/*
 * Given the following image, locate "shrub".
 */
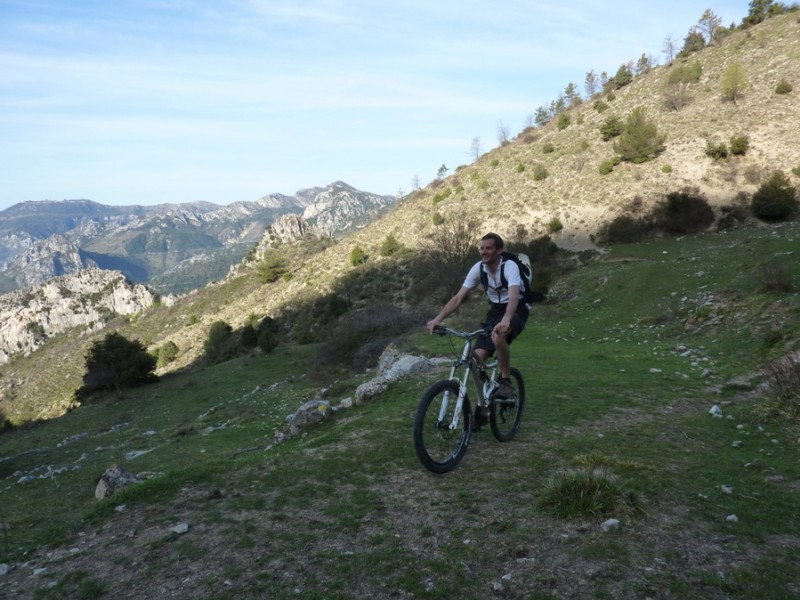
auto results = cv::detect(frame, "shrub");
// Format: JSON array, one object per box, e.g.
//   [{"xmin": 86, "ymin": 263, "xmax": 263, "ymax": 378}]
[
  {"xmin": 758, "ymin": 357, "xmax": 800, "ymax": 423},
  {"xmin": 314, "ymin": 305, "xmax": 420, "ymax": 379},
  {"xmin": 751, "ymin": 171, "xmax": 799, "ymax": 222},
  {"xmin": 720, "ymin": 62, "xmax": 748, "ymax": 104},
  {"xmin": 599, "ymin": 160, "xmax": 615, "ymax": 175},
  {"xmin": 257, "ymin": 316, "xmax": 281, "ymax": 353},
  {"xmin": 729, "ymin": 134, "xmax": 750, "ymax": 156},
  {"xmin": 258, "ymin": 252, "xmax": 287, "ymax": 283},
  {"xmin": 349, "ymin": 245, "xmax": 367, "ymax": 266},
  {"xmin": 240, "ymin": 325, "xmax": 259, "ymax": 349},
  {"xmin": 533, "ymin": 164, "xmax": 548, "ymax": 181},
  {"xmin": 557, "ymin": 113, "xmax": 571, "ymax": 130},
  {"xmin": 516, "ymin": 162, "xmax": 525, "ymax": 173},
  {"xmin": 651, "ymin": 191, "xmax": 715, "ymax": 235},
  {"xmin": 600, "ymin": 215, "xmax": 649, "ymax": 244},
  {"xmin": 379, "ymin": 234, "xmax": 403, "ymax": 257},
  {"xmin": 599, "ymin": 115, "xmax": 624, "ymax": 141},
  {"xmin": 705, "ymin": 139, "xmax": 728, "ymax": 160},
  {"xmin": 548, "ymin": 217, "xmax": 563, "ymax": 233},
  {"xmin": 432, "ymin": 212, "xmax": 445, "ymax": 226},
  {"xmin": 717, "ymin": 203, "xmax": 749, "ymax": 229},
  {"xmin": 204, "ymin": 320, "xmax": 234, "ymax": 362},
  {"xmin": 542, "ymin": 142, "xmax": 555, "ymax": 154},
  {"xmin": 77, "ymin": 332, "xmax": 157, "ymax": 398},
  {"xmin": 662, "ymin": 164, "xmax": 673, "ymax": 174},
  {"xmin": 156, "ymin": 340, "xmax": 179, "ymax": 368},
  {"xmin": 756, "ymin": 261, "xmax": 794, "ymax": 294},
  {"xmin": 594, "ymin": 100, "xmax": 609, "ymax": 112},
  {"xmin": 613, "ymin": 108, "xmax": 665, "ymax": 163},
  {"xmin": 775, "ymin": 79, "xmax": 793, "ymax": 94}
]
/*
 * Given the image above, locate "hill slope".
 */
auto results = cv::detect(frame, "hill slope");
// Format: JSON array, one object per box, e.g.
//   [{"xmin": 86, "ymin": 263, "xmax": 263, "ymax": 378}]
[
  {"xmin": 1, "ymin": 12, "xmax": 799, "ymax": 424},
  {"xmin": 1, "ymin": 221, "xmax": 799, "ymax": 598}
]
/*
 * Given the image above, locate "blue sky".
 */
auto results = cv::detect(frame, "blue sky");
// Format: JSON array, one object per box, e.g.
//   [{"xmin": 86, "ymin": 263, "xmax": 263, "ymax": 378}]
[{"xmin": 1, "ymin": 1, "xmax": 749, "ymax": 210}]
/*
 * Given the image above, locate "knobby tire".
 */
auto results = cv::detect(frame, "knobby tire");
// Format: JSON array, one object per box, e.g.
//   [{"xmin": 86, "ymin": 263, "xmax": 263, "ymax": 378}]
[
  {"xmin": 413, "ymin": 380, "xmax": 472, "ymax": 474},
  {"xmin": 489, "ymin": 367, "xmax": 525, "ymax": 442}
]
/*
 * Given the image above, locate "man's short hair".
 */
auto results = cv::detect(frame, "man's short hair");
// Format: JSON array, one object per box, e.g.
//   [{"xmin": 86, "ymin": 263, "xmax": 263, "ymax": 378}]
[{"xmin": 481, "ymin": 232, "xmax": 504, "ymax": 249}]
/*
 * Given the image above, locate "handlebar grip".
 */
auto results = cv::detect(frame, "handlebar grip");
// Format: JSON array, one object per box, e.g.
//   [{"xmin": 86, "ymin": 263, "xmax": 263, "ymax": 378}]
[{"xmin": 432, "ymin": 325, "xmax": 447, "ymax": 336}]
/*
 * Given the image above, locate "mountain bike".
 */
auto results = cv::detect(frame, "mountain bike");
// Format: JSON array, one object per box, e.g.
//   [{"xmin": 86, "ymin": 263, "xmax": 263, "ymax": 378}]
[{"xmin": 413, "ymin": 325, "xmax": 525, "ymax": 473}]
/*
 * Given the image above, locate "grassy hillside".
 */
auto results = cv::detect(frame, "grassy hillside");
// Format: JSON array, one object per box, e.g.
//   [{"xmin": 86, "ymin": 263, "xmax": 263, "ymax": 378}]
[
  {"xmin": 1, "ymin": 12, "xmax": 799, "ymax": 425},
  {"xmin": 1, "ymin": 221, "xmax": 799, "ymax": 598}
]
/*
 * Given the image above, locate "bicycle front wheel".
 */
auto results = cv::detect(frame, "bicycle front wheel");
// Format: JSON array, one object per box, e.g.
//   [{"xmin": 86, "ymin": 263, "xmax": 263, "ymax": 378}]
[
  {"xmin": 413, "ymin": 380, "xmax": 472, "ymax": 473},
  {"xmin": 490, "ymin": 367, "xmax": 525, "ymax": 442}
]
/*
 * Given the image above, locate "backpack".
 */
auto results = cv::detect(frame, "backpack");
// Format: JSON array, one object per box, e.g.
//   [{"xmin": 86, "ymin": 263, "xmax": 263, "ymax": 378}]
[{"xmin": 480, "ymin": 251, "xmax": 544, "ymax": 304}]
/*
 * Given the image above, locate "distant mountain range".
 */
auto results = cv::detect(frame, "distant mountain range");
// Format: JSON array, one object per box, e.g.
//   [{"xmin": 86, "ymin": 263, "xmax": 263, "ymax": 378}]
[{"xmin": 0, "ymin": 182, "xmax": 394, "ymax": 295}]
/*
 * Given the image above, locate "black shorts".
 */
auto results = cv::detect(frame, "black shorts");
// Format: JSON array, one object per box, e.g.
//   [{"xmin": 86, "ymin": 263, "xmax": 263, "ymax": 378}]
[{"xmin": 475, "ymin": 303, "xmax": 529, "ymax": 356}]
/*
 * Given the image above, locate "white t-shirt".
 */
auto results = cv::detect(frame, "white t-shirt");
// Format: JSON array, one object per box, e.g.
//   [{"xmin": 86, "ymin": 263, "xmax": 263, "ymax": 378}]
[{"xmin": 463, "ymin": 258, "xmax": 522, "ymax": 304}]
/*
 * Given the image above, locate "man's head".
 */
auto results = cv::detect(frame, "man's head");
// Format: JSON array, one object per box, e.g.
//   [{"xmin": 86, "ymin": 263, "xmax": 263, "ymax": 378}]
[{"xmin": 479, "ymin": 233, "xmax": 504, "ymax": 264}]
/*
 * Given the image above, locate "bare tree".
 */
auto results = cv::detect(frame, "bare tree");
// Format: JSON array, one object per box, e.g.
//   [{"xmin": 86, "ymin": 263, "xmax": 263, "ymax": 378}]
[
  {"xmin": 698, "ymin": 9, "xmax": 722, "ymax": 45},
  {"xmin": 468, "ymin": 137, "xmax": 482, "ymax": 162},
  {"xmin": 663, "ymin": 34, "xmax": 676, "ymax": 65},
  {"xmin": 584, "ymin": 69, "xmax": 598, "ymax": 98},
  {"xmin": 425, "ymin": 213, "xmax": 480, "ymax": 296},
  {"xmin": 496, "ymin": 121, "xmax": 511, "ymax": 146},
  {"xmin": 411, "ymin": 174, "xmax": 421, "ymax": 191}
]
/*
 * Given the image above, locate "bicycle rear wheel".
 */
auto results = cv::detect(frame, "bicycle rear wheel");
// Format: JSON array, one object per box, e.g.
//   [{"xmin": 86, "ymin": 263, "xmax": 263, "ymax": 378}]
[
  {"xmin": 489, "ymin": 367, "xmax": 525, "ymax": 442},
  {"xmin": 413, "ymin": 380, "xmax": 472, "ymax": 473}
]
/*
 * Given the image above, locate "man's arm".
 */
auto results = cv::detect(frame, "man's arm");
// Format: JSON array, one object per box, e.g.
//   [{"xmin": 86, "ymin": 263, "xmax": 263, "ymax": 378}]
[{"xmin": 427, "ymin": 286, "xmax": 471, "ymax": 333}]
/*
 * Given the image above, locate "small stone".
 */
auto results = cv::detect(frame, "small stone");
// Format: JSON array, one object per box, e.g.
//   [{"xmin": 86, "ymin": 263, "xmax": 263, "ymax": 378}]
[
  {"xmin": 0, "ymin": 564, "xmax": 9, "ymax": 576},
  {"xmin": 726, "ymin": 514, "xmax": 739, "ymax": 523},
  {"xmin": 709, "ymin": 405, "xmax": 723, "ymax": 418},
  {"xmin": 601, "ymin": 518, "xmax": 620, "ymax": 532},
  {"xmin": 720, "ymin": 485, "xmax": 733, "ymax": 494},
  {"xmin": 172, "ymin": 523, "xmax": 189, "ymax": 534},
  {"xmin": 33, "ymin": 567, "xmax": 48, "ymax": 576}
]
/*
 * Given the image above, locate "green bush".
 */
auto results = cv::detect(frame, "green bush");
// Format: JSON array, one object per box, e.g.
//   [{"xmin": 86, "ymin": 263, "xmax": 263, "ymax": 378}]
[
  {"xmin": 662, "ymin": 164, "xmax": 673, "ymax": 174},
  {"xmin": 432, "ymin": 212, "xmax": 444, "ymax": 226},
  {"xmin": 204, "ymin": 320, "xmax": 234, "ymax": 362},
  {"xmin": 557, "ymin": 113, "xmax": 571, "ymax": 130},
  {"xmin": 613, "ymin": 107, "xmax": 666, "ymax": 163},
  {"xmin": 516, "ymin": 162, "xmax": 525, "ymax": 173},
  {"xmin": 257, "ymin": 316, "xmax": 281, "ymax": 353},
  {"xmin": 379, "ymin": 234, "xmax": 403, "ymax": 257},
  {"xmin": 600, "ymin": 215, "xmax": 649, "ymax": 244},
  {"xmin": 77, "ymin": 332, "xmax": 157, "ymax": 399},
  {"xmin": 651, "ymin": 191, "xmax": 715, "ymax": 235},
  {"xmin": 594, "ymin": 100, "xmax": 609, "ymax": 113},
  {"xmin": 258, "ymin": 252, "xmax": 287, "ymax": 283},
  {"xmin": 349, "ymin": 245, "xmax": 368, "ymax": 266},
  {"xmin": 156, "ymin": 340, "xmax": 179, "ymax": 368},
  {"xmin": 240, "ymin": 325, "xmax": 259, "ymax": 349},
  {"xmin": 599, "ymin": 160, "xmax": 615, "ymax": 175},
  {"xmin": 729, "ymin": 135, "xmax": 749, "ymax": 156},
  {"xmin": 542, "ymin": 142, "xmax": 555, "ymax": 154},
  {"xmin": 533, "ymin": 164, "xmax": 549, "ymax": 181},
  {"xmin": 775, "ymin": 79, "xmax": 793, "ymax": 94},
  {"xmin": 599, "ymin": 115, "xmax": 624, "ymax": 141},
  {"xmin": 751, "ymin": 171, "xmax": 799, "ymax": 222},
  {"xmin": 705, "ymin": 139, "xmax": 728, "ymax": 160},
  {"xmin": 547, "ymin": 217, "xmax": 563, "ymax": 233}
]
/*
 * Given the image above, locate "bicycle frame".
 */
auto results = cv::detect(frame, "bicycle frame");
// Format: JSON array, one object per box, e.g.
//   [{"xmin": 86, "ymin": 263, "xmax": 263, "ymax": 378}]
[{"xmin": 437, "ymin": 328, "xmax": 498, "ymax": 431}]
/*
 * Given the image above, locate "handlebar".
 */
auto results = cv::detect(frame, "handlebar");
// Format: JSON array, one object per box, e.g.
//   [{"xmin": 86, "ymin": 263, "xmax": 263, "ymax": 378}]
[{"xmin": 432, "ymin": 325, "xmax": 488, "ymax": 339}]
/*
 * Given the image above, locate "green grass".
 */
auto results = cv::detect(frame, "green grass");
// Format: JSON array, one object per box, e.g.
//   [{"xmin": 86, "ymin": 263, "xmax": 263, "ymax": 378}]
[{"xmin": 2, "ymin": 223, "xmax": 800, "ymax": 598}]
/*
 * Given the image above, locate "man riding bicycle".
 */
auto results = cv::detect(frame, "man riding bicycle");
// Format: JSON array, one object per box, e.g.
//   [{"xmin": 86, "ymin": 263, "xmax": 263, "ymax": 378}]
[{"xmin": 426, "ymin": 232, "xmax": 529, "ymax": 407}]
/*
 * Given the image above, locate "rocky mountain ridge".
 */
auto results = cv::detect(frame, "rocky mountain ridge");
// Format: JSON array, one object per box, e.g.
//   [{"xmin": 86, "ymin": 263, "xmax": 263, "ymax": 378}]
[
  {"xmin": 0, "ymin": 269, "xmax": 158, "ymax": 364},
  {"xmin": 0, "ymin": 182, "xmax": 394, "ymax": 295}
]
